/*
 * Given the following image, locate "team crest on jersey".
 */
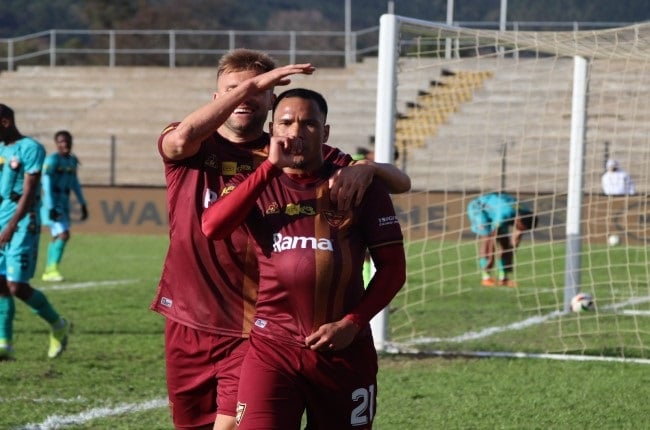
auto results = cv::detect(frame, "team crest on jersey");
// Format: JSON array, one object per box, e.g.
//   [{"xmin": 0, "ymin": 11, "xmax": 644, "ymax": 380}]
[
  {"xmin": 9, "ymin": 157, "xmax": 20, "ymax": 170},
  {"xmin": 265, "ymin": 202, "xmax": 280, "ymax": 214},
  {"xmin": 204, "ymin": 154, "xmax": 219, "ymax": 169},
  {"xmin": 236, "ymin": 402, "xmax": 246, "ymax": 425},
  {"xmin": 323, "ymin": 210, "xmax": 347, "ymax": 227}
]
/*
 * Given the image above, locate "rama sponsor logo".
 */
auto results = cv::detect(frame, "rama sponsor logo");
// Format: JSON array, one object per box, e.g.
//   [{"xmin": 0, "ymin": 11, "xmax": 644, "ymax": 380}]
[{"xmin": 272, "ymin": 233, "xmax": 333, "ymax": 252}]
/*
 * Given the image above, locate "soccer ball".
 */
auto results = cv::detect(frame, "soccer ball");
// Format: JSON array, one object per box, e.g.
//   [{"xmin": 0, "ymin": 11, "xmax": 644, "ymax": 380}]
[
  {"xmin": 608, "ymin": 234, "xmax": 620, "ymax": 246},
  {"xmin": 570, "ymin": 293, "xmax": 594, "ymax": 312}
]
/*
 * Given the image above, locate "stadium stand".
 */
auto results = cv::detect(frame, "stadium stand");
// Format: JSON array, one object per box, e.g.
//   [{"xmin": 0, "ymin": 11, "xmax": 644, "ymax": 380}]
[{"xmin": 1, "ymin": 57, "xmax": 648, "ymax": 194}]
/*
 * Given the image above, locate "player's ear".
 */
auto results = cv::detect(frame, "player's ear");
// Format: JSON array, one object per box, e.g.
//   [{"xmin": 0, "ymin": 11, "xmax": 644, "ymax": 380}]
[
  {"xmin": 323, "ymin": 124, "xmax": 330, "ymax": 143},
  {"xmin": 212, "ymin": 91, "xmax": 219, "ymax": 101}
]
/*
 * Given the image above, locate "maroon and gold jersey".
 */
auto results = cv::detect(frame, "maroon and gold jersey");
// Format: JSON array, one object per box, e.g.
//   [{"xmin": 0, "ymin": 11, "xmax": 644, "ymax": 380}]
[
  {"xmin": 221, "ymin": 161, "xmax": 403, "ymax": 346},
  {"xmin": 151, "ymin": 123, "xmax": 350, "ymax": 337}
]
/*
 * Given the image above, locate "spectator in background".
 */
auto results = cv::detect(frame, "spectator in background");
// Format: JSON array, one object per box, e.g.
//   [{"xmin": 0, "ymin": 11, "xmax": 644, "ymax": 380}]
[
  {"xmin": 467, "ymin": 192, "xmax": 537, "ymax": 288},
  {"xmin": 41, "ymin": 130, "xmax": 88, "ymax": 282},
  {"xmin": 602, "ymin": 159, "xmax": 635, "ymax": 196},
  {"xmin": 0, "ymin": 104, "xmax": 71, "ymax": 360}
]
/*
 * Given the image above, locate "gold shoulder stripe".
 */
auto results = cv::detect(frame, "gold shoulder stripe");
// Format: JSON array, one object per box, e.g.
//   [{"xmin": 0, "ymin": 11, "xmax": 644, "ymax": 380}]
[{"xmin": 161, "ymin": 125, "xmax": 177, "ymax": 135}]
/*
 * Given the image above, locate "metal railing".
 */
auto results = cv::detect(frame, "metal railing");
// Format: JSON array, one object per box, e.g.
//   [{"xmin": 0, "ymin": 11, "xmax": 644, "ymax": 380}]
[
  {"xmin": 0, "ymin": 28, "xmax": 379, "ymax": 70},
  {"xmin": 0, "ymin": 21, "xmax": 633, "ymax": 71}
]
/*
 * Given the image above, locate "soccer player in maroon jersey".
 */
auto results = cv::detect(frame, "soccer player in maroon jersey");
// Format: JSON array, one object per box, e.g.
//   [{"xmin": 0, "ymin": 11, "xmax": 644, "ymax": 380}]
[
  {"xmin": 151, "ymin": 50, "xmax": 410, "ymax": 430},
  {"xmin": 202, "ymin": 88, "xmax": 407, "ymax": 430}
]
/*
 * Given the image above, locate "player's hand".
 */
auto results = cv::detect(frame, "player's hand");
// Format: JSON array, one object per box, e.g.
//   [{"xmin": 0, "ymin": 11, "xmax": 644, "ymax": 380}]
[
  {"xmin": 80, "ymin": 204, "xmax": 89, "ymax": 221},
  {"xmin": 329, "ymin": 162, "xmax": 374, "ymax": 211},
  {"xmin": 0, "ymin": 224, "xmax": 17, "ymax": 247},
  {"xmin": 305, "ymin": 318, "xmax": 360, "ymax": 352},
  {"xmin": 254, "ymin": 63, "xmax": 315, "ymax": 91},
  {"xmin": 49, "ymin": 208, "xmax": 61, "ymax": 221},
  {"xmin": 268, "ymin": 136, "xmax": 304, "ymax": 169}
]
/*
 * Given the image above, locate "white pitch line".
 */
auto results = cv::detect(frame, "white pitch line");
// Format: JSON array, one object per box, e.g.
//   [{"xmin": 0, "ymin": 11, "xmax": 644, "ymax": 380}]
[
  {"xmin": 408, "ymin": 310, "xmax": 565, "ymax": 344},
  {"xmin": 0, "ymin": 395, "xmax": 86, "ymax": 404},
  {"xmin": 407, "ymin": 295, "xmax": 650, "ymax": 345},
  {"xmin": 38, "ymin": 279, "xmax": 144, "ymax": 291},
  {"xmin": 16, "ymin": 398, "xmax": 168, "ymax": 430}
]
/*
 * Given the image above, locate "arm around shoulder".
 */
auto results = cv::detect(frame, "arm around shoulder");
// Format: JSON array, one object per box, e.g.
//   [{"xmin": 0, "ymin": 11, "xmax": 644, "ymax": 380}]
[{"xmin": 355, "ymin": 159, "xmax": 411, "ymax": 194}]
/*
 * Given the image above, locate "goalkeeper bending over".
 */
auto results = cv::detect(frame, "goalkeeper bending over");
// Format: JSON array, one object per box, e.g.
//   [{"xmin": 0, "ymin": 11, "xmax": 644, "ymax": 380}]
[{"xmin": 467, "ymin": 192, "xmax": 537, "ymax": 287}]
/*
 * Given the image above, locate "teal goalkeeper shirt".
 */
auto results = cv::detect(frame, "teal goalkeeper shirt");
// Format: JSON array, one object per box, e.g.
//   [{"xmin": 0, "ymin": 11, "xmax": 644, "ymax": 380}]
[
  {"xmin": 0, "ymin": 136, "xmax": 46, "ymax": 227},
  {"xmin": 41, "ymin": 152, "xmax": 86, "ymax": 224},
  {"xmin": 471, "ymin": 193, "xmax": 518, "ymax": 235}
]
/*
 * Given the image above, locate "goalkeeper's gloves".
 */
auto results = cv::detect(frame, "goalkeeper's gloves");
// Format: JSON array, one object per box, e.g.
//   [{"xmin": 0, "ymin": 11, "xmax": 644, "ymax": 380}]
[
  {"xmin": 49, "ymin": 208, "xmax": 61, "ymax": 221},
  {"xmin": 81, "ymin": 204, "xmax": 89, "ymax": 221}
]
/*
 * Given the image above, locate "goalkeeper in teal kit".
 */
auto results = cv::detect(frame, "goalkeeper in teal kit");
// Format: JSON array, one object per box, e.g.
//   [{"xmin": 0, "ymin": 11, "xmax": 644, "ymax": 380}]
[
  {"xmin": 467, "ymin": 192, "xmax": 537, "ymax": 287},
  {"xmin": 41, "ymin": 130, "xmax": 88, "ymax": 282}
]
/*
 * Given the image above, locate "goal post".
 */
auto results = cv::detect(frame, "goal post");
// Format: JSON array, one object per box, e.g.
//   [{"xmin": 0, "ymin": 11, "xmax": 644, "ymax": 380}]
[{"xmin": 372, "ymin": 14, "xmax": 650, "ymax": 361}]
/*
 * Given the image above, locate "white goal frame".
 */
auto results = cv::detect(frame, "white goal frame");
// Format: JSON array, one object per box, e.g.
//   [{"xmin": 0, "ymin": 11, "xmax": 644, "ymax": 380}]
[{"xmin": 371, "ymin": 14, "xmax": 648, "ymax": 361}]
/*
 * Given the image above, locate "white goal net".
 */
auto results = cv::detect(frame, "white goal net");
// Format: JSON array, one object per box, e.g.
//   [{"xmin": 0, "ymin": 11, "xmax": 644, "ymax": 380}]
[{"xmin": 373, "ymin": 15, "xmax": 650, "ymax": 362}]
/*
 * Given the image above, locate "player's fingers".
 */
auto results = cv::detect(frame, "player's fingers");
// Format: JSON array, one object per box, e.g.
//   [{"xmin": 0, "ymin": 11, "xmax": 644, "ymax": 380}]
[
  {"xmin": 352, "ymin": 186, "xmax": 366, "ymax": 207},
  {"xmin": 335, "ymin": 190, "xmax": 351, "ymax": 211},
  {"xmin": 329, "ymin": 178, "xmax": 341, "ymax": 202}
]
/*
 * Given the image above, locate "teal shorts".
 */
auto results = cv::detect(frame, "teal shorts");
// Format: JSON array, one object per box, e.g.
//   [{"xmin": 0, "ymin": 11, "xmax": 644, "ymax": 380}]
[{"xmin": 0, "ymin": 228, "xmax": 40, "ymax": 283}]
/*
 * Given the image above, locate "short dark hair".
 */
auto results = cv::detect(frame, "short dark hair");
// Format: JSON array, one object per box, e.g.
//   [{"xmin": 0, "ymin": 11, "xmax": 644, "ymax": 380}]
[
  {"xmin": 272, "ymin": 88, "xmax": 328, "ymax": 122},
  {"xmin": 0, "ymin": 104, "xmax": 15, "ymax": 121},
  {"xmin": 54, "ymin": 130, "xmax": 73, "ymax": 144},
  {"xmin": 518, "ymin": 210, "xmax": 537, "ymax": 230}
]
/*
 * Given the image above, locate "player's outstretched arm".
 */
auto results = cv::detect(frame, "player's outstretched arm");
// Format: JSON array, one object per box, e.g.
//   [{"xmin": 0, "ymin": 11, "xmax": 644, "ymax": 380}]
[
  {"xmin": 162, "ymin": 63, "xmax": 315, "ymax": 160},
  {"xmin": 329, "ymin": 160, "xmax": 411, "ymax": 211}
]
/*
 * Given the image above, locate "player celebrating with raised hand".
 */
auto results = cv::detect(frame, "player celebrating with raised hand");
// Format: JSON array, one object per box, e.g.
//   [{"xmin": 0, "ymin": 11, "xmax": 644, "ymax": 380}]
[
  {"xmin": 202, "ymin": 88, "xmax": 406, "ymax": 430},
  {"xmin": 151, "ymin": 49, "xmax": 410, "ymax": 430}
]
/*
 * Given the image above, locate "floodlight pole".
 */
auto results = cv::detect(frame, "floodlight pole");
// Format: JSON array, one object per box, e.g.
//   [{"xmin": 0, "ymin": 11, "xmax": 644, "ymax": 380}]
[
  {"xmin": 344, "ymin": 0, "xmax": 353, "ymax": 67},
  {"xmin": 445, "ymin": 0, "xmax": 454, "ymax": 59}
]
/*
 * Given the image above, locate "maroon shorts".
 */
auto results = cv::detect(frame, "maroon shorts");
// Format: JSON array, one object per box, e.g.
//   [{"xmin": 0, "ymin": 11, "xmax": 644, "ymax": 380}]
[
  {"xmin": 235, "ymin": 332, "xmax": 378, "ymax": 430},
  {"xmin": 164, "ymin": 319, "xmax": 249, "ymax": 429}
]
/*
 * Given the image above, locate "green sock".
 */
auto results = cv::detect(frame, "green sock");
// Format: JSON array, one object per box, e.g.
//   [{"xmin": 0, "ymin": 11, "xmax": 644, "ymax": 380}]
[
  {"xmin": 496, "ymin": 259, "xmax": 506, "ymax": 280},
  {"xmin": 481, "ymin": 270, "xmax": 491, "ymax": 280},
  {"xmin": 23, "ymin": 289, "xmax": 60, "ymax": 325},
  {"xmin": 479, "ymin": 257, "xmax": 489, "ymax": 270},
  {"xmin": 47, "ymin": 238, "xmax": 67, "ymax": 269},
  {"xmin": 0, "ymin": 296, "xmax": 15, "ymax": 342}
]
